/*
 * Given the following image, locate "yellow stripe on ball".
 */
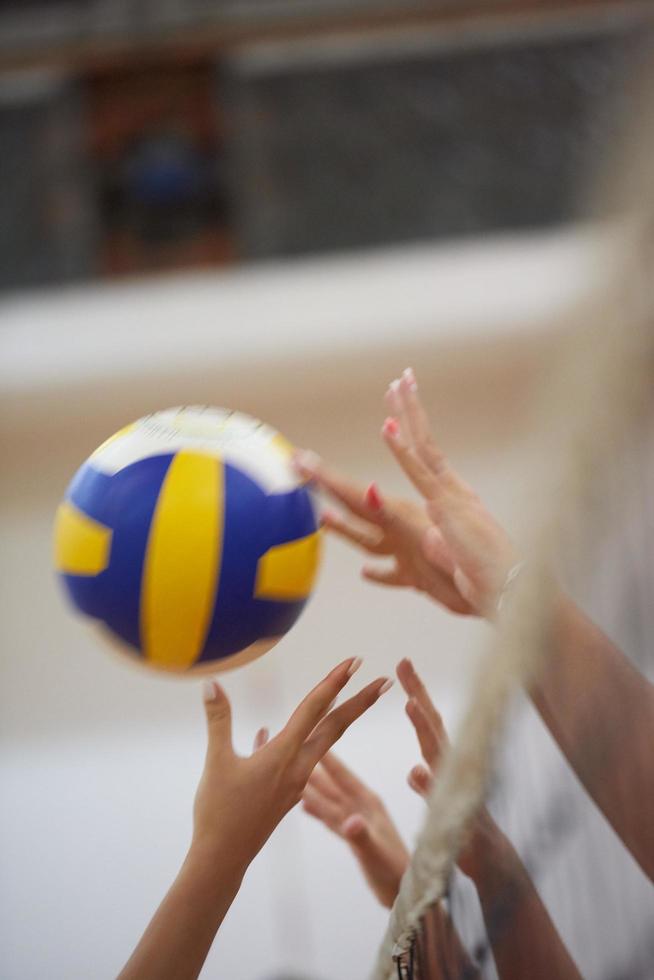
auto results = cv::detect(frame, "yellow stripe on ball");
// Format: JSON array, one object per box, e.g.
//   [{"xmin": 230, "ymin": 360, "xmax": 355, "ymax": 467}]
[
  {"xmin": 141, "ymin": 452, "xmax": 223, "ymax": 670},
  {"xmin": 255, "ymin": 530, "xmax": 321, "ymax": 601},
  {"xmin": 53, "ymin": 501, "xmax": 112, "ymax": 576}
]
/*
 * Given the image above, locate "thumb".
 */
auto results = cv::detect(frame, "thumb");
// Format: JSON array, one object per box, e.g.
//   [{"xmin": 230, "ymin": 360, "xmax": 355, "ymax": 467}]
[
  {"xmin": 202, "ymin": 679, "xmax": 234, "ymax": 753},
  {"xmin": 253, "ymin": 727, "xmax": 270, "ymax": 752}
]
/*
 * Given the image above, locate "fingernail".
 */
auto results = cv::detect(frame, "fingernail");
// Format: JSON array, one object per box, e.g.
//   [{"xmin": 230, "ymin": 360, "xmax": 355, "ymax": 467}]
[
  {"xmin": 386, "ymin": 380, "xmax": 401, "ymax": 407},
  {"xmin": 320, "ymin": 507, "xmax": 338, "ymax": 523},
  {"xmin": 203, "ymin": 679, "xmax": 217, "ymax": 702},
  {"xmin": 383, "ymin": 417, "xmax": 399, "ymax": 438},
  {"xmin": 293, "ymin": 449, "xmax": 321, "ymax": 475},
  {"xmin": 378, "ymin": 678, "xmax": 394, "ymax": 695},
  {"xmin": 365, "ymin": 481, "xmax": 383, "ymax": 511},
  {"xmin": 403, "ymin": 367, "xmax": 418, "ymax": 391},
  {"xmin": 347, "ymin": 657, "xmax": 363, "ymax": 677}
]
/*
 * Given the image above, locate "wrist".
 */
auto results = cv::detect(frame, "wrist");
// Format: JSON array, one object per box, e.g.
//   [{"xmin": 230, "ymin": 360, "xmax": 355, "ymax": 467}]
[
  {"xmin": 458, "ymin": 810, "xmax": 513, "ymax": 886},
  {"xmin": 186, "ymin": 834, "xmax": 251, "ymax": 891}
]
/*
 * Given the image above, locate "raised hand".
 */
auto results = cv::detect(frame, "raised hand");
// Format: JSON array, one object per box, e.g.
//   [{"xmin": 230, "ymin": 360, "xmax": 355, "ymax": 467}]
[
  {"xmin": 292, "ymin": 453, "xmax": 473, "ymax": 616},
  {"xmin": 294, "ymin": 368, "xmax": 518, "ymax": 618},
  {"xmin": 397, "ymin": 657, "xmax": 503, "ymax": 883},
  {"xmin": 302, "ymin": 753, "xmax": 410, "ymax": 908},
  {"xmin": 194, "ymin": 659, "xmax": 393, "ymax": 864},
  {"xmin": 119, "ymin": 659, "xmax": 393, "ymax": 980},
  {"xmin": 382, "ymin": 369, "xmax": 518, "ymax": 617}
]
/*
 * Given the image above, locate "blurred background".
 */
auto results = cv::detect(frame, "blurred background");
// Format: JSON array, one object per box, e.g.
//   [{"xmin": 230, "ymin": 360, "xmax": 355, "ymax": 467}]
[{"xmin": 0, "ymin": 1, "xmax": 651, "ymax": 978}]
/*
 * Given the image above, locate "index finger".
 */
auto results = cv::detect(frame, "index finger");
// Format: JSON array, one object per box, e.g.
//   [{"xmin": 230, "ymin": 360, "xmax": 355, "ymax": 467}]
[
  {"xmin": 302, "ymin": 677, "xmax": 393, "ymax": 768},
  {"xmin": 293, "ymin": 451, "xmax": 379, "ymax": 522},
  {"xmin": 387, "ymin": 370, "xmax": 433, "ymax": 450},
  {"xmin": 396, "ymin": 658, "xmax": 446, "ymax": 738},
  {"xmin": 282, "ymin": 657, "xmax": 362, "ymax": 749}
]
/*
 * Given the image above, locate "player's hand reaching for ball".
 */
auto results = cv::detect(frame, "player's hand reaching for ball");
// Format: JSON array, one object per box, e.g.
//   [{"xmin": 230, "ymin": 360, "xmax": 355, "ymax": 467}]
[
  {"xmin": 193, "ymin": 658, "xmax": 393, "ymax": 867},
  {"xmin": 302, "ymin": 753, "xmax": 411, "ymax": 908},
  {"xmin": 301, "ymin": 658, "xmax": 502, "ymax": 911},
  {"xmin": 292, "ymin": 454, "xmax": 474, "ymax": 616},
  {"xmin": 294, "ymin": 367, "xmax": 518, "ymax": 618},
  {"xmin": 119, "ymin": 658, "xmax": 391, "ymax": 980}
]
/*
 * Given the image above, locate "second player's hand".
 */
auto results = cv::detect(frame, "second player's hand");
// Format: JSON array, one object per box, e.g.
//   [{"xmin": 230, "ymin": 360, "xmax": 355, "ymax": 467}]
[
  {"xmin": 397, "ymin": 657, "xmax": 504, "ymax": 883},
  {"xmin": 302, "ymin": 753, "xmax": 410, "ymax": 908},
  {"xmin": 292, "ymin": 453, "xmax": 474, "ymax": 616}
]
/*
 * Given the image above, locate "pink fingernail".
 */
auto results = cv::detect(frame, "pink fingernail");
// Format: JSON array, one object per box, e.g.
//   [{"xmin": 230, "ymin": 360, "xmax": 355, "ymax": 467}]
[
  {"xmin": 378, "ymin": 678, "xmax": 394, "ymax": 695},
  {"xmin": 347, "ymin": 657, "xmax": 363, "ymax": 677},
  {"xmin": 383, "ymin": 417, "xmax": 399, "ymax": 438},
  {"xmin": 403, "ymin": 367, "xmax": 418, "ymax": 391},
  {"xmin": 365, "ymin": 481, "xmax": 383, "ymax": 511}
]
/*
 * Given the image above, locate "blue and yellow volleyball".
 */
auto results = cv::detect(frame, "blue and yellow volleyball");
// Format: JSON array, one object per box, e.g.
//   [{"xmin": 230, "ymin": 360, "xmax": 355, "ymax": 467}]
[{"xmin": 53, "ymin": 407, "xmax": 322, "ymax": 674}]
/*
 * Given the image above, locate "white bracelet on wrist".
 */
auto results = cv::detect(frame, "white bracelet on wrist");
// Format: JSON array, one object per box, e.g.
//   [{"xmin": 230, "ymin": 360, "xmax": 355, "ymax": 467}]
[{"xmin": 496, "ymin": 561, "xmax": 525, "ymax": 614}]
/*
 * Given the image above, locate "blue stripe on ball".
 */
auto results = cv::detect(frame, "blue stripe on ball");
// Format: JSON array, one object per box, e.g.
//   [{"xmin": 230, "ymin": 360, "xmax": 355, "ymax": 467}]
[
  {"xmin": 62, "ymin": 454, "xmax": 174, "ymax": 651},
  {"xmin": 197, "ymin": 463, "xmax": 318, "ymax": 663}
]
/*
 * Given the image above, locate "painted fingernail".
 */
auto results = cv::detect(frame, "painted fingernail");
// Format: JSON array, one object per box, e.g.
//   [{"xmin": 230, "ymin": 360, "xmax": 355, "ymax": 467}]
[
  {"xmin": 403, "ymin": 367, "xmax": 418, "ymax": 391},
  {"xmin": 293, "ymin": 449, "xmax": 321, "ymax": 475},
  {"xmin": 383, "ymin": 417, "xmax": 399, "ymax": 438},
  {"xmin": 386, "ymin": 379, "xmax": 401, "ymax": 407},
  {"xmin": 365, "ymin": 481, "xmax": 383, "ymax": 511},
  {"xmin": 347, "ymin": 657, "xmax": 363, "ymax": 677},
  {"xmin": 203, "ymin": 679, "xmax": 217, "ymax": 702},
  {"xmin": 378, "ymin": 678, "xmax": 394, "ymax": 695}
]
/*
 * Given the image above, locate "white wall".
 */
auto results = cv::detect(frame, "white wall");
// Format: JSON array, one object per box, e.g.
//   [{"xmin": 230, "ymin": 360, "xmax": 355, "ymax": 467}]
[{"xmin": 0, "ymin": 232, "xmax": 601, "ymax": 979}]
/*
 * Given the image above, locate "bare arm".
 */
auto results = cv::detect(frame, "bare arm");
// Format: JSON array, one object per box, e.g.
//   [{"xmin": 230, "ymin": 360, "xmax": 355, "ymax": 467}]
[
  {"xmin": 530, "ymin": 594, "xmax": 654, "ymax": 879},
  {"xmin": 462, "ymin": 811, "xmax": 583, "ymax": 980},
  {"xmin": 118, "ymin": 658, "xmax": 392, "ymax": 980},
  {"xmin": 294, "ymin": 367, "xmax": 654, "ymax": 880},
  {"xmin": 397, "ymin": 657, "xmax": 582, "ymax": 980}
]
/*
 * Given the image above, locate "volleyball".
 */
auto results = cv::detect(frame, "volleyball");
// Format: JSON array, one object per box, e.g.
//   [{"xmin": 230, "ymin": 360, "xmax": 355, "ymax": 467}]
[{"xmin": 53, "ymin": 407, "xmax": 322, "ymax": 674}]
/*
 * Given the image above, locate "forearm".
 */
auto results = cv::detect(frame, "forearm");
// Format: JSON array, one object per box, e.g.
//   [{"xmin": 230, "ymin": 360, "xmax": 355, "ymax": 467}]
[
  {"xmin": 413, "ymin": 899, "xmax": 481, "ymax": 979},
  {"xmin": 118, "ymin": 842, "xmax": 248, "ymax": 980},
  {"xmin": 467, "ymin": 816, "xmax": 581, "ymax": 980},
  {"xmin": 529, "ymin": 593, "xmax": 654, "ymax": 878}
]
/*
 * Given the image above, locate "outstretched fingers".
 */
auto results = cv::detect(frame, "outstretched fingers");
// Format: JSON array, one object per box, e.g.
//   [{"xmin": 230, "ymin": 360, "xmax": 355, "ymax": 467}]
[
  {"xmin": 383, "ymin": 369, "xmax": 470, "ymax": 501},
  {"xmin": 321, "ymin": 508, "xmax": 387, "ymax": 555},
  {"xmin": 293, "ymin": 451, "xmax": 384, "ymax": 525},
  {"xmin": 302, "ymin": 677, "xmax": 393, "ymax": 768},
  {"xmin": 397, "ymin": 658, "xmax": 445, "ymax": 735},
  {"xmin": 282, "ymin": 657, "xmax": 363, "ymax": 749},
  {"xmin": 406, "ymin": 698, "xmax": 442, "ymax": 768},
  {"xmin": 382, "ymin": 417, "xmax": 440, "ymax": 500},
  {"xmin": 361, "ymin": 561, "xmax": 407, "ymax": 588}
]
